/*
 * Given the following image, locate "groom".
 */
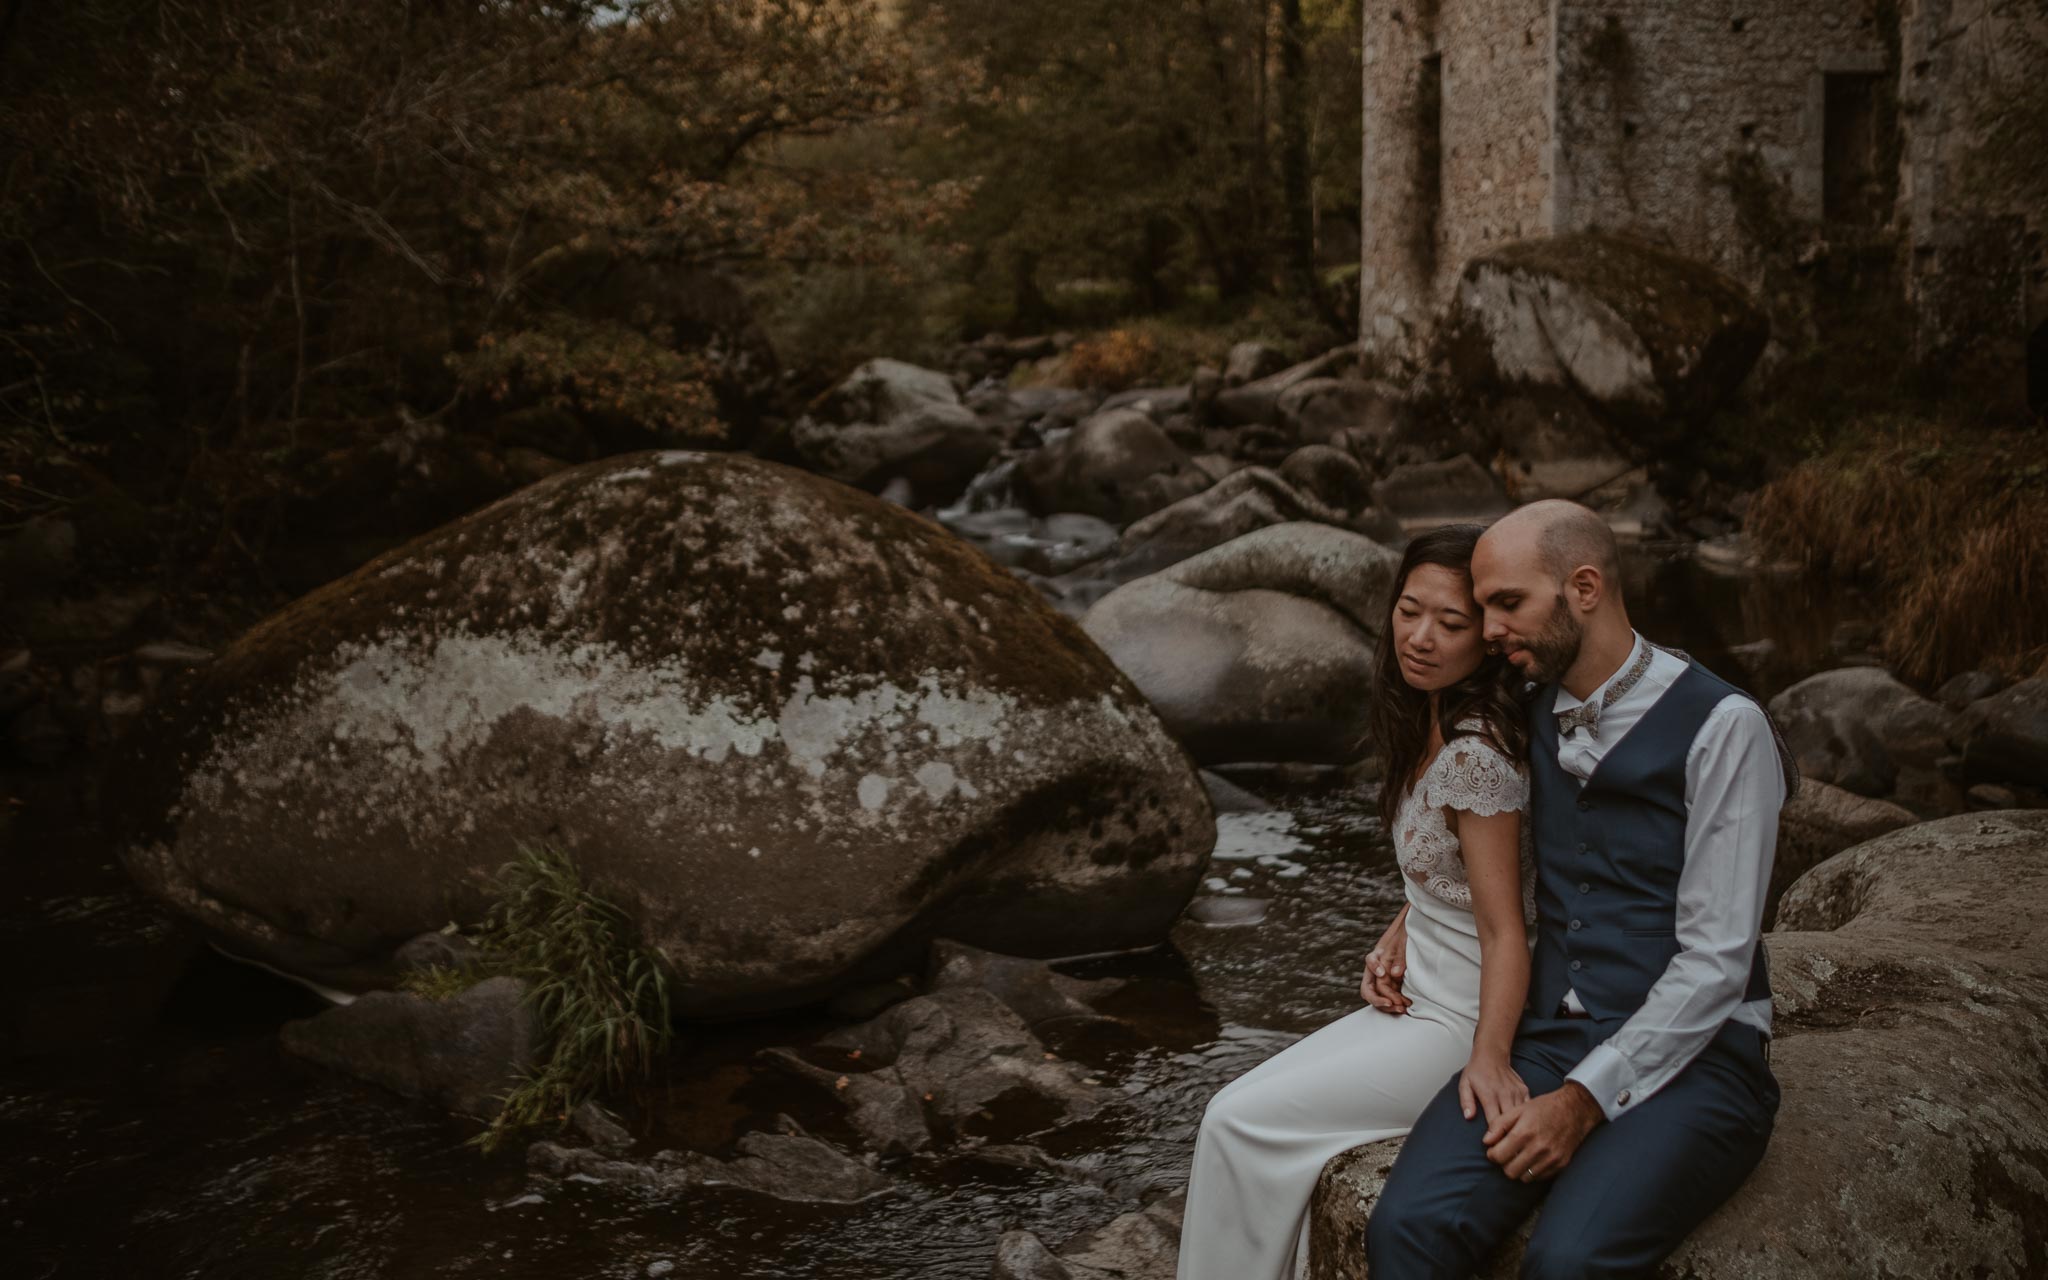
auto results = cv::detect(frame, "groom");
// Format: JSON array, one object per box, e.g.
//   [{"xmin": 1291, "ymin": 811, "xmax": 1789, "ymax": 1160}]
[{"xmin": 1365, "ymin": 500, "xmax": 1789, "ymax": 1278}]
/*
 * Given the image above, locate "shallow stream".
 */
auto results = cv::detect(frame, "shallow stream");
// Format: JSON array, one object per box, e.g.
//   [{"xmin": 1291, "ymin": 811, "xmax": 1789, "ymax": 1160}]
[{"xmin": 0, "ymin": 542, "xmax": 1859, "ymax": 1279}]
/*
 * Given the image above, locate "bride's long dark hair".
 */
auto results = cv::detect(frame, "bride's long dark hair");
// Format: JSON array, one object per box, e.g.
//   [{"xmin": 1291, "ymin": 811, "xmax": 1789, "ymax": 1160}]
[{"xmin": 1365, "ymin": 524, "xmax": 1529, "ymax": 830}]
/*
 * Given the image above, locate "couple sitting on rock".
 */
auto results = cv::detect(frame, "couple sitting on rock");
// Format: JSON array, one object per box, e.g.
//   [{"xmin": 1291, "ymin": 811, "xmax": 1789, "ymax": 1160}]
[{"xmin": 1179, "ymin": 500, "xmax": 1794, "ymax": 1279}]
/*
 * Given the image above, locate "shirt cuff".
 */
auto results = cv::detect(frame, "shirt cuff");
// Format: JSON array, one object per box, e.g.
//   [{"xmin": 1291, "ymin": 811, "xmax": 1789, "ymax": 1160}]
[{"xmin": 1566, "ymin": 1043, "xmax": 1641, "ymax": 1121}]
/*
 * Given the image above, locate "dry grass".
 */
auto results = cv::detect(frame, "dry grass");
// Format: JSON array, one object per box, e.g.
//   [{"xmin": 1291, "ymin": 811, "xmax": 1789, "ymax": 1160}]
[
  {"xmin": 1747, "ymin": 421, "xmax": 2048, "ymax": 685},
  {"xmin": 1062, "ymin": 328, "xmax": 1161, "ymax": 391}
]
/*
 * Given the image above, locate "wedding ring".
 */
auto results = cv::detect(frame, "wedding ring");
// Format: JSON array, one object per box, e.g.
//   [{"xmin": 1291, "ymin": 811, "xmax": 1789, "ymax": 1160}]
[{"xmin": 1520, "ymin": 1169, "xmax": 1535, "ymax": 1182}]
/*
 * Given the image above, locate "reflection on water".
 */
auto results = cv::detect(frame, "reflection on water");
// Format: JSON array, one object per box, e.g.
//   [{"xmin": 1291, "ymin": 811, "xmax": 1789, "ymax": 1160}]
[{"xmin": 0, "ymin": 545, "xmax": 1865, "ymax": 1278}]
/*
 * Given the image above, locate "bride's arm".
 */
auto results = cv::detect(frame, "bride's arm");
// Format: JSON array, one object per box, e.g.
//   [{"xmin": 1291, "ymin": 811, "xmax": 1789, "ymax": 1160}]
[{"xmin": 1456, "ymin": 804, "xmax": 1533, "ymax": 1126}]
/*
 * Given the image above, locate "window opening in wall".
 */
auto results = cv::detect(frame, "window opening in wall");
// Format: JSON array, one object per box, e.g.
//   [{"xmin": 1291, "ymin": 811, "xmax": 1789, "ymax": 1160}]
[
  {"xmin": 2028, "ymin": 320, "xmax": 2048, "ymax": 415},
  {"xmin": 1413, "ymin": 52, "xmax": 1445, "ymax": 278},
  {"xmin": 1823, "ymin": 72, "xmax": 1892, "ymax": 227}
]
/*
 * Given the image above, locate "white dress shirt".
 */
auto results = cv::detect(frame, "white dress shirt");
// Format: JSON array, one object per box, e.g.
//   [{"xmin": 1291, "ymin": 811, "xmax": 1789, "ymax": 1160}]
[{"xmin": 1551, "ymin": 633, "xmax": 1783, "ymax": 1121}]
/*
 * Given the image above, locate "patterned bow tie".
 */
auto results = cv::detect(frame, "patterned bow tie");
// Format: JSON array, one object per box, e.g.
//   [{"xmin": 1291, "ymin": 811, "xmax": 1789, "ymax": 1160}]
[{"xmin": 1556, "ymin": 642, "xmax": 1655, "ymax": 740}]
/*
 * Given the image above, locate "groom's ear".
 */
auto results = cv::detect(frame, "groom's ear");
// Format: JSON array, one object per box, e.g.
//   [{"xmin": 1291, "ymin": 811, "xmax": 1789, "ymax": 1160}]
[{"xmin": 1565, "ymin": 563, "xmax": 1607, "ymax": 612}]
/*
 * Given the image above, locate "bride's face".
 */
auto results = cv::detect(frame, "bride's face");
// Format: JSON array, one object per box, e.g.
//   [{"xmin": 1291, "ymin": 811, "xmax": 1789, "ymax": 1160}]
[{"xmin": 1390, "ymin": 563, "xmax": 1486, "ymax": 693}]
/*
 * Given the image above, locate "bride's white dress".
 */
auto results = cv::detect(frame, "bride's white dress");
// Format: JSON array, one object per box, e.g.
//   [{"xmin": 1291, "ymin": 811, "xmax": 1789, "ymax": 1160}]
[{"xmin": 1176, "ymin": 731, "xmax": 1533, "ymax": 1280}]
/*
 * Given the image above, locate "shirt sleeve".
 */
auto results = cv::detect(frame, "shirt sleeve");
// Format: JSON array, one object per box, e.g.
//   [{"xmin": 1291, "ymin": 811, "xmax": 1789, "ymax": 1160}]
[{"xmin": 1566, "ymin": 695, "xmax": 1784, "ymax": 1121}]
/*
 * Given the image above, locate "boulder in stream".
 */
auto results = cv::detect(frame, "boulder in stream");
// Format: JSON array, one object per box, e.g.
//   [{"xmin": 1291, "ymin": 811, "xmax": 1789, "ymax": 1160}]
[
  {"xmin": 1083, "ymin": 523, "xmax": 1399, "ymax": 765},
  {"xmin": 111, "ymin": 451, "xmax": 1213, "ymax": 1015}
]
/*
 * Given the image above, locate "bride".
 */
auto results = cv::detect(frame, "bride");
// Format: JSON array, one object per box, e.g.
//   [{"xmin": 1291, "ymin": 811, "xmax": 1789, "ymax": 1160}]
[{"xmin": 1178, "ymin": 523, "xmax": 1535, "ymax": 1280}]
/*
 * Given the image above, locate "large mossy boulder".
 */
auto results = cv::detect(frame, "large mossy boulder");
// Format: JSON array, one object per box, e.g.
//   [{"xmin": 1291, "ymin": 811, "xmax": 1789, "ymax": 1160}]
[
  {"xmin": 1081, "ymin": 523, "xmax": 1400, "ymax": 765},
  {"xmin": 1308, "ymin": 811, "xmax": 2048, "ymax": 1278},
  {"xmin": 109, "ymin": 452, "xmax": 1214, "ymax": 1015},
  {"xmin": 1443, "ymin": 232, "xmax": 1768, "ymax": 443}
]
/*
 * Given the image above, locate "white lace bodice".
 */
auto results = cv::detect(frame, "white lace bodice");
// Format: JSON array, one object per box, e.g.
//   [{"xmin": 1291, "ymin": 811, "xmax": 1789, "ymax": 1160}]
[{"xmin": 1393, "ymin": 729, "xmax": 1536, "ymax": 922}]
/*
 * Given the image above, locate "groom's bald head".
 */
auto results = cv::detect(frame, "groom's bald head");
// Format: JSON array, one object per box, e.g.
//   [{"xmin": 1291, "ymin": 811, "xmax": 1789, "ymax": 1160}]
[{"xmin": 1481, "ymin": 499, "xmax": 1621, "ymax": 594}]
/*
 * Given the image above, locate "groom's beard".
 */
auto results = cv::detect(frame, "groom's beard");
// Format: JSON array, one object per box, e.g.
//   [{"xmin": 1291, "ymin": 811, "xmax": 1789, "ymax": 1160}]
[{"xmin": 1521, "ymin": 594, "xmax": 1583, "ymax": 683}]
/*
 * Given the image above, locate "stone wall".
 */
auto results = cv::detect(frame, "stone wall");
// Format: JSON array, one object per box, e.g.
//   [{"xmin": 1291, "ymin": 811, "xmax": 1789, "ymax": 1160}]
[{"xmin": 1360, "ymin": 0, "xmax": 1552, "ymax": 357}]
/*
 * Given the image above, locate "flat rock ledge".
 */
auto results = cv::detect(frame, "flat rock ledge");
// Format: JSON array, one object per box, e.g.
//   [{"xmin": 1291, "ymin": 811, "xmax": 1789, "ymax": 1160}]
[{"xmin": 1308, "ymin": 811, "xmax": 2048, "ymax": 1279}]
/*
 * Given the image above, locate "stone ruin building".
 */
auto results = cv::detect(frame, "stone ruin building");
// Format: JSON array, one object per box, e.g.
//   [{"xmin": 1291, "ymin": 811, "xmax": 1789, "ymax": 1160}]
[{"xmin": 1360, "ymin": 0, "xmax": 2048, "ymax": 411}]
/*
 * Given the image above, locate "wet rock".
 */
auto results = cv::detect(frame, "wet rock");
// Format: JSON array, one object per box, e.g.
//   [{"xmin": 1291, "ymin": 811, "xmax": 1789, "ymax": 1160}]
[
  {"xmin": 1083, "ymin": 522, "xmax": 1400, "ymax": 765},
  {"xmin": 279, "ymin": 975, "xmax": 535, "ymax": 1120},
  {"xmin": 391, "ymin": 930, "xmax": 489, "ymax": 977},
  {"xmin": 1199, "ymin": 770, "xmax": 1273, "ymax": 814},
  {"xmin": 926, "ymin": 939, "xmax": 1124, "ymax": 1029},
  {"xmin": 1277, "ymin": 446, "xmax": 1373, "ymax": 515},
  {"xmin": 1186, "ymin": 896, "xmax": 1269, "ymax": 926},
  {"xmin": 1224, "ymin": 342, "xmax": 1288, "ymax": 387},
  {"xmin": 528, "ymin": 1129, "xmax": 892, "ymax": 1205},
  {"xmin": 1957, "ymin": 677, "xmax": 2048, "ymax": 791},
  {"xmin": 1768, "ymin": 668, "xmax": 1960, "ymax": 808},
  {"xmin": 1970, "ymin": 783, "xmax": 2018, "ymax": 809},
  {"xmin": 1489, "ymin": 391, "xmax": 1633, "ymax": 502},
  {"xmin": 1766, "ymin": 781, "xmax": 1915, "ymax": 927},
  {"xmin": 1313, "ymin": 811, "xmax": 2048, "ymax": 1279},
  {"xmin": 1370, "ymin": 454, "xmax": 1511, "ymax": 526},
  {"xmin": 1936, "ymin": 669, "xmax": 2006, "ymax": 712},
  {"xmin": 111, "ymin": 452, "xmax": 1213, "ymax": 1013},
  {"xmin": 571, "ymin": 1100, "xmax": 634, "ymax": 1155},
  {"xmin": 1014, "ymin": 408, "xmax": 1214, "ymax": 525},
  {"xmin": 1213, "ymin": 349, "xmax": 1357, "ymax": 427},
  {"xmin": 1098, "ymin": 386, "xmax": 1194, "ymax": 420},
  {"xmin": 828, "ymin": 976, "xmax": 919, "ymax": 1023},
  {"xmin": 995, "ymin": 1193, "xmax": 1188, "ymax": 1280},
  {"xmin": 1111, "ymin": 467, "xmax": 1371, "ymax": 579},
  {"xmin": 765, "ymin": 987, "xmax": 1106, "ymax": 1154},
  {"xmin": 791, "ymin": 358, "xmax": 1002, "ymax": 507},
  {"xmin": 1275, "ymin": 378, "xmax": 1407, "ymax": 449},
  {"xmin": 1443, "ymin": 232, "xmax": 1768, "ymax": 441}
]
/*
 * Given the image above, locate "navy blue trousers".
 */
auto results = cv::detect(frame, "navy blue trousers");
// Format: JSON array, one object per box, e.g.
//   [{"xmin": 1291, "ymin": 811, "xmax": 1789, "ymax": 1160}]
[{"xmin": 1364, "ymin": 1016, "xmax": 1778, "ymax": 1280}]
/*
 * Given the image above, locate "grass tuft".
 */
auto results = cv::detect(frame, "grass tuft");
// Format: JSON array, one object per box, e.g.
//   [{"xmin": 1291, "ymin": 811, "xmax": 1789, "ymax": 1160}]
[
  {"xmin": 397, "ymin": 964, "xmax": 483, "ymax": 1002},
  {"xmin": 468, "ymin": 840, "xmax": 675, "ymax": 1154},
  {"xmin": 1746, "ymin": 420, "xmax": 2048, "ymax": 685}
]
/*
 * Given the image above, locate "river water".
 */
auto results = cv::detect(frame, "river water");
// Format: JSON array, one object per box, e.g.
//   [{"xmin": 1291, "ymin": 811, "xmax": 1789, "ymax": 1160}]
[{"xmin": 0, "ymin": 542, "xmax": 1859, "ymax": 1280}]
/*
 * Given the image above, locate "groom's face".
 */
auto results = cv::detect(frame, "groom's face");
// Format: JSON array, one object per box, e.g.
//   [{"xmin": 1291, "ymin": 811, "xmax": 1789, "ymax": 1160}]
[{"xmin": 1473, "ymin": 539, "xmax": 1583, "ymax": 682}]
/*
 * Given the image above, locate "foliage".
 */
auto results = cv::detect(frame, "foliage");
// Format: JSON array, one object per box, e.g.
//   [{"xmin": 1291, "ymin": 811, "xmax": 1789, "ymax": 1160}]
[
  {"xmin": 898, "ymin": 0, "xmax": 1363, "ymax": 328},
  {"xmin": 398, "ymin": 963, "xmax": 484, "ymax": 1004},
  {"xmin": 1747, "ymin": 422, "xmax": 2048, "ymax": 684},
  {"xmin": 470, "ymin": 841, "xmax": 675, "ymax": 1154},
  {"xmin": 1062, "ymin": 330, "xmax": 1161, "ymax": 392},
  {"xmin": 0, "ymin": 0, "xmax": 938, "ymax": 558}
]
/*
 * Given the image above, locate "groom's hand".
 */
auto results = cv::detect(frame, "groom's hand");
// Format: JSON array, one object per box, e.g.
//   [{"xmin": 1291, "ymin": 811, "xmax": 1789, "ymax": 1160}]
[{"xmin": 1482, "ymin": 1082, "xmax": 1604, "ymax": 1183}]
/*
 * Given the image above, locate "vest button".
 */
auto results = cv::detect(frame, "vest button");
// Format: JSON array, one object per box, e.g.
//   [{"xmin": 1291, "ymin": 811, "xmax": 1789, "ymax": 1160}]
[
  {"xmin": 1569, "ymin": 919, "xmax": 1583, "ymax": 930},
  {"xmin": 1569, "ymin": 959, "xmax": 1583, "ymax": 971},
  {"xmin": 1578, "ymin": 882, "xmax": 1591, "ymax": 894},
  {"xmin": 1577, "ymin": 798, "xmax": 1592, "ymax": 811},
  {"xmin": 1577, "ymin": 841, "xmax": 1590, "ymax": 853}
]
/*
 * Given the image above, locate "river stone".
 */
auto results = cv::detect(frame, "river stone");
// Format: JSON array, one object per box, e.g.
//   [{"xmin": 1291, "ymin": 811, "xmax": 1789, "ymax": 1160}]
[
  {"xmin": 1957, "ymin": 677, "xmax": 2048, "ymax": 791},
  {"xmin": 1014, "ymin": 408, "xmax": 1214, "ymax": 525},
  {"xmin": 529, "ymin": 1129, "xmax": 893, "ymax": 1205},
  {"xmin": 1370, "ymin": 454, "xmax": 1511, "ymax": 527},
  {"xmin": 1082, "ymin": 523, "xmax": 1400, "ymax": 765},
  {"xmin": 993, "ymin": 1193, "xmax": 1187, "ymax": 1280},
  {"xmin": 279, "ymin": 975, "xmax": 535, "ymax": 1120},
  {"xmin": 1307, "ymin": 811, "xmax": 2048, "ymax": 1279},
  {"xmin": 1113, "ymin": 467, "xmax": 1369, "ymax": 579},
  {"xmin": 926, "ymin": 939, "xmax": 1124, "ymax": 1029},
  {"xmin": 1224, "ymin": 341, "xmax": 1288, "ymax": 386},
  {"xmin": 1766, "ymin": 781, "xmax": 1916, "ymax": 927},
  {"xmin": 1768, "ymin": 667, "xmax": 1960, "ymax": 807},
  {"xmin": 1213, "ymin": 349, "xmax": 1356, "ymax": 427},
  {"xmin": 1274, "ymin": 378, "xmax": 1407, "ymax": 449},
  {"xmin": 1442, "ymin": 232, "xmax": 1768, "ymax": 440},
  {"xmin": 790, "ymin": 358, "xmax": 1001, "ymax": 507},
  {"xmin": 109, "ymin": 451, "xmax": 1213, "ymax": 1014}
]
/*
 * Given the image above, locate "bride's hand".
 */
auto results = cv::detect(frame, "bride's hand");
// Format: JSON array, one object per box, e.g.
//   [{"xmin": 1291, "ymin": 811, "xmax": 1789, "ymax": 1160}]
[
  {"xmin": 1361, "ymin": 905, "xmax": 1410, "ymax": 1013},
  {"xmin": 1459, "ymin": 1053, "xmax": 1530, "ymax": 1126}
]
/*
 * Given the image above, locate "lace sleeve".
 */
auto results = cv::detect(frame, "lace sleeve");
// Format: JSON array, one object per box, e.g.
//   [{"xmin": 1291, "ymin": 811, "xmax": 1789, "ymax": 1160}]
[{"xmin": 1422, "ymin": 738, "xmax": 1529, "ymax": 817}]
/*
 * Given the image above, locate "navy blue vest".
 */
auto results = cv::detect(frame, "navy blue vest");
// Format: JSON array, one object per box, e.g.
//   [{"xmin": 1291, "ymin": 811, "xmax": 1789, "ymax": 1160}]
[{"xmin": 1528, "ymin": 660, "xmax": 1772, "ymax": 1020}]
